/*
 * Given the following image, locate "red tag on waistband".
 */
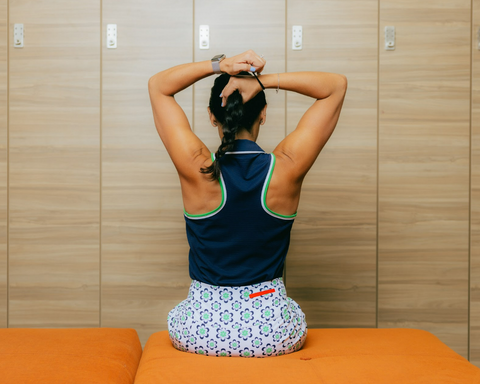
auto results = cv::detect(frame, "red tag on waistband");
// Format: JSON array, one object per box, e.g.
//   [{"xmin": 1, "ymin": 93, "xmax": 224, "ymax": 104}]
[{"xmin": 249, "ymin": 288, "xmax": 275, "ymax": 299}]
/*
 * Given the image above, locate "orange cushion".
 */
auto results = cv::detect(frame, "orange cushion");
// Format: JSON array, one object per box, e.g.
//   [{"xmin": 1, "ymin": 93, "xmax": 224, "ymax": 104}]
[
  {"xmin": 134, "ymin": 328, "xmax": 480, "ymax": 384},
  {"xmin": 0, "ymin": 328, "xmax": 142, "ymax": 384}
]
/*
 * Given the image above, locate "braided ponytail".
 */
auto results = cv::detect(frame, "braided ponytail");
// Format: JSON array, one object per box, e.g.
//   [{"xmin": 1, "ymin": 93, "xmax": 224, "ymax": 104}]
[
  {"xmin": 201, "ymin": 90, "xmax": 243, "ymax": 180},
  {"xmin": 201, "ymin": 72, "xmax": 267, "ymax": 181}
]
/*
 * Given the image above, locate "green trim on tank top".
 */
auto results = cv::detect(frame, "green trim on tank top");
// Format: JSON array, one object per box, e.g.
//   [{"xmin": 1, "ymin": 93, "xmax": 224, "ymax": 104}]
[
  {"xmin": 263, "ymin": 154, "xmax": 297, "ymax": 219},
  {"xmin": 183, "ymin": 152, "xmax": 226, "ymax": 218}
]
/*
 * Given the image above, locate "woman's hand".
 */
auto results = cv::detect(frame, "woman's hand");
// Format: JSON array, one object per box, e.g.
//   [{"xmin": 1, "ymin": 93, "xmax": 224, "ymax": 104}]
[
  {"xmin": 220, "ymin": 76, "xmax": 263, "ymax": 107},
  {"xmin": 220, "ymin": 50, "xmax": 266, "ymax": 76}
]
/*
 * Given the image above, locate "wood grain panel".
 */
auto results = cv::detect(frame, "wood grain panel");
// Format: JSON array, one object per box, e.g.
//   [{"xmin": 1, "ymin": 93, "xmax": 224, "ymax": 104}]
[
  {"xmin": 286, "ymin": 0, "xmax": 378, "ymax": 328},
  {"xmin": 8, "ymin": 0, "xmax": 100, "ymax": 327},
  {"xmin": 0, "ymin": 0, "xmax": 6, "ymax": 328},
  {"xmin": 102, "ymin": 0, "xmax": 192, "ymax": 346},
  {"xmin": 194, "ymin": 0, "xmax": 286, "ymax": 154},
  {"xmin": 471, "ymin": 0, "xmax": 480, "ymax": 366},
  {"xmin": 378, "ymin": 0, "xmax": 470, "ymax": 357}
]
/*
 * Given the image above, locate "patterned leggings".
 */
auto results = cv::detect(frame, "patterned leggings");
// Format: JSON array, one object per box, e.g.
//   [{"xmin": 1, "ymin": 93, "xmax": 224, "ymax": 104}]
[{"xmin": 167, "ymin": 277, "xmax": 307, "ymax": 357}]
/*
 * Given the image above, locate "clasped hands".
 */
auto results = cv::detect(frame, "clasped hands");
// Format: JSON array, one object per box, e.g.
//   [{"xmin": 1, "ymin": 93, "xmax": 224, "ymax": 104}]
[{"xmin": 219, "ymin": 50, "xmax": 266, "ymax": 107}]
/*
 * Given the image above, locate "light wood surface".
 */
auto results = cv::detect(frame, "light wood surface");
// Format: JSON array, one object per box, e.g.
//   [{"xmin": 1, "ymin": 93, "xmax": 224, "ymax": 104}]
[
  {"xmin": 101, "ymin": 0, "xmax": 192, "ymax": 346},
  {"xmin": 378, "ymin": 0, "xmax": 471, "ymax": 357},
  {"xmin": 0, "ymin": 0, "xmax": 6, "ymax": 328},
  {"xmin": 286, "ymin": 0, "xmax": 378, "ymax": 328},
  {"xmin": 8, "ymin": 0, "xmax": 100, "ymax": 327},
  {"xmin": 471, "ymin": 0, "xmax": 480, "ymax": 365},
  {"xmin": 194, "ymin": 0, "xmax": 286, "ymax": 154}
]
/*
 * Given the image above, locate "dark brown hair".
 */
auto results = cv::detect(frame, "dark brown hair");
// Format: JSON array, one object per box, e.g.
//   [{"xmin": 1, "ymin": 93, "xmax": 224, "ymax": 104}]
[{"xmin": 201, "ymin": 72, "xmax": 267, "ymax": 180}]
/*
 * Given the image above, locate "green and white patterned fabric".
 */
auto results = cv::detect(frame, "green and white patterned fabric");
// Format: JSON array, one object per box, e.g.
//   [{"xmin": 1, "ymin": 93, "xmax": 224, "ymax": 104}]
[{"xmin": 168, "ymin": 277, "xmax": 307, "ymax": 357}]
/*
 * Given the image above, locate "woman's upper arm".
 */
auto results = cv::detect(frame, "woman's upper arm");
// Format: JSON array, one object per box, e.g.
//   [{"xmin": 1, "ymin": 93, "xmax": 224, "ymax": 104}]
[
  {"xmin": 273, "ymin": 76, "xmax": 347, "ymax": 181},
  {"xmin": 148, "ymin": 77, "xmax": 210, "ymax": 180}
]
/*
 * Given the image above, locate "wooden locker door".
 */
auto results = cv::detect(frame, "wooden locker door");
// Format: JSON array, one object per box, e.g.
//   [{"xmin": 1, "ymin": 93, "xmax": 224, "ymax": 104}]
[
  {"xmin": 8, "ymin": 0, "xmax": 101, "ymax": 327},
  {"xmin": 471, "ymin": 0, "xmax": 480, "ymax": 366},
  {"xmin": 102, "ymin": 0, "xmax": 193, "ymax": 346},
  {"xmin": 194, "ymin": 0, "xmax": 286, "ymax": 154},
  {"xmin": 286, "ymin": 0, "xmax": 378, "ymax": 328},
  {"xmin": 0, "ymin": 0, "xmax": 6, "ymax": 328},
  {"xmin": 378, "ymin": 0, "xmax": 471, "ymax": 357}
]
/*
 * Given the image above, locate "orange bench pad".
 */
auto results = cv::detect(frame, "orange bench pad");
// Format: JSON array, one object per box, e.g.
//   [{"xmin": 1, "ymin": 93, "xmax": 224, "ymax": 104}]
[
  {"xmin": 134, "ymin": 328, "xmax": 480, "ymax": 384},
  {"xmin": 0, "ymin": 328, "xmax": 142, "ymax": 384}
]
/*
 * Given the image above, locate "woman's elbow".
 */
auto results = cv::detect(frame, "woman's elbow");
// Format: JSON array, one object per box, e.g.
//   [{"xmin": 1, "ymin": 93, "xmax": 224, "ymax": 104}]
[
  {"xmin": 148, "ymin": 75, "xmax": 157, "ymax": 92},
  {"xmin": 148, "ymin": 75, "xmax": 165, "ymax": 97},
  {"xmin": 338, "ymin": 74, "xmax": 348, "ymax": 92}
]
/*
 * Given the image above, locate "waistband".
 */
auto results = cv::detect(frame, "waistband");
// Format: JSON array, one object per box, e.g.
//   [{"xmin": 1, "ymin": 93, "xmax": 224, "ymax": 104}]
[{"xmin": 188, "ymin": 278, "xmax": 287, "ymax": 304}]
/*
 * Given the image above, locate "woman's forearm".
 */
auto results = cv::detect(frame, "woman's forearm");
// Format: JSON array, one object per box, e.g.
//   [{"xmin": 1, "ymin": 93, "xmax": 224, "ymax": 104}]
[
  {"xmin": 148, "ymin": 60, "xmax": 214, "ymax": 96},
  {"xmin": 259, "ymin": 72, "xmax": 347, "ymax": 100},
  {"xmin": 148, "ymin": 51, "xmax": 264, "ymax": 97},
  {"xmin": 149, "ymin": 57, "xmax": 346, "ymax": 103}
]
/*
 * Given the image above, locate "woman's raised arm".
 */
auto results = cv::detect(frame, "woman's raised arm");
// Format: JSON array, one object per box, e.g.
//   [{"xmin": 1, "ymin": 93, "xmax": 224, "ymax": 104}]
[
  {"xmin": 271, "ymin": 72, "xmax": 347, "ymax": 182},
  {"xmin": 220, "ymin": 71, "xmax": 347, "ymax": 184},
  {"xmin": 148, "ymin": 51, "xmax": 265, "ymax": 181},
  {"xmin": 148, "ymin": 60, "xmax": 213, "ymax": 181}
]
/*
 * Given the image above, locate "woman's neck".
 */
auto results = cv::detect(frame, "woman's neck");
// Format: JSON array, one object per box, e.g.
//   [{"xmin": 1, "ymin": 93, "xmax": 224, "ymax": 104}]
[{"xmin": 235, "ymin": 128, "xmax": 258, "ymax": 142}]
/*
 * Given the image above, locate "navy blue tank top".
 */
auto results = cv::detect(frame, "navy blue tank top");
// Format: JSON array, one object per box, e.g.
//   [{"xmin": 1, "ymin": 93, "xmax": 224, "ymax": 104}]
[{"xmin": 184, "ymin": 139, "xmax": 296, "ymax": 286}]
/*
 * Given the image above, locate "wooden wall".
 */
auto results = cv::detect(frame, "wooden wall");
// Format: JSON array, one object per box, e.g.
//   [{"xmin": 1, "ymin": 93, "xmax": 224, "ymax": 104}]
[
  {"xmin": 379, "ymin": 0, "xmax": 471, "ymax": 357},
  {"xmin": 286, "ymin": 0, "xmax": 378, "ymax": 329},
  {"xmin": 9, "ymin": 0, "xmax": 100, "ymax": 327},
  {"xmin": 0, "ymin": 0, "xmax": 6, "ymax": 329},
  {"xmin": 101, "ymin": 0, "xmax": 192, "ymax": 343},
  {"xmin": 472, "ymin": 0, "xmax": 480, "ymax": 366},
  {"xmin": 3, "ymin": 0, "xmax": 480, "ymax": 365}
]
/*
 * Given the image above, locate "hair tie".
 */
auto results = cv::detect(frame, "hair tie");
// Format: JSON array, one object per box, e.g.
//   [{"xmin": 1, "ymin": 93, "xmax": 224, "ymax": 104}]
[{"xmin": 252, "ymin": 72, "xmax": 265, "ymax": 90}]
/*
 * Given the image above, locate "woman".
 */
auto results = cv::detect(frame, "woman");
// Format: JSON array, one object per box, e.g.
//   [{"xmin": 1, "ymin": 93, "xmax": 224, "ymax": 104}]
[{"xmin": 148, "ymin": 50, "xmax": 347, "ymax": 357}]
